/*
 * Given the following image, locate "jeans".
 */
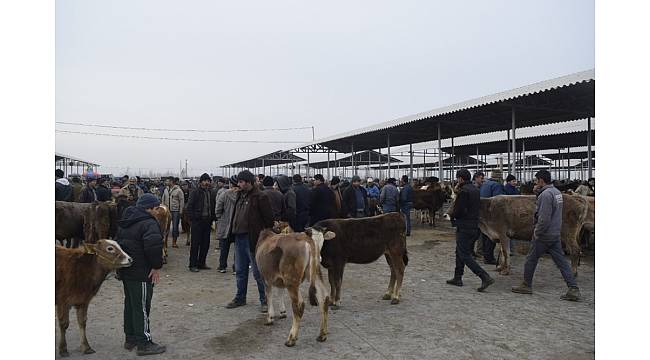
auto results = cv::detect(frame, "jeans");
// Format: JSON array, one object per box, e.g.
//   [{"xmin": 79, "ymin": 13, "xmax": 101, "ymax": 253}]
[
  {"xmin": 171, "ymin": 211, "xmax": 181, "ymax": 239},
  {"xmin": 454, "ymin": 227, "xmax": 488, "ymax": 278},
  {"xmin": 189, "ymin": 219, "xmax": 211, "ymax": 268},
  {"xmin": 218, "ymin": 236, "xmax": 232, "ymax": 269},
  {"xmin": 523, "ymin": 238, "xmax": 577, "ymax": 288},
  {"xmin": 400, "ymin": 203, "xmax": 412, "ymax": 235},
  {"xmin": 482, "ymin": 232, "xmax": 496, "ymax": 263},
  {"xmin": 234, "ymin": 233, "xmax": 266, "ymax": 304}
]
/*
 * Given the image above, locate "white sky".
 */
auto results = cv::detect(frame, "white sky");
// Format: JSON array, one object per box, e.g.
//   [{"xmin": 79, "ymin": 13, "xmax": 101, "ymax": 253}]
[{"xmin": 55, "ymin": 0, "xmax": 594, "ymax": 176}]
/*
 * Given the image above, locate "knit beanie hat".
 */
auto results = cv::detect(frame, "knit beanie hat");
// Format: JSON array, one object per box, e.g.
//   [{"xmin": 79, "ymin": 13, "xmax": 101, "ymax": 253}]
[
  {"xmin": 136, "ymin": 193, "xmax": 161, "ymax": 209},
  {"xmin": 263, "ymin": 176, "xmax": 274, "ymax": 187},
  {"xmin": 199, "ymin": 173, "xmax": 212, "ymax": 182}
]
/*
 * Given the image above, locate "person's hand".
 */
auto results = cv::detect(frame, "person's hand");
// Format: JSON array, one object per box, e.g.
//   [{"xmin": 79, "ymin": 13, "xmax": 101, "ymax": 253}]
[{"xmin": 149, "ymin": 269, "xmax": 161, "ymax": 284}]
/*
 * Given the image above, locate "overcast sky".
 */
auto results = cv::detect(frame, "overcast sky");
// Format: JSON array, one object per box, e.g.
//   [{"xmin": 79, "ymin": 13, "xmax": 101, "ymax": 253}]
[{"xmin": 55, "ymin": 0, "xmax": 594, "ymax": 176}]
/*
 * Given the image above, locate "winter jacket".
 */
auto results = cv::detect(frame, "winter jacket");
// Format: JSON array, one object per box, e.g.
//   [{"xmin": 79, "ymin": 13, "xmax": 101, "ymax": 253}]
[
  {"xmin": 480, "ymin": 179, "xmax": 504, "ymax": 198},
  {"xmin": 162, "ymin": 185, "xmax": 185, "ymax": 212},
  {"xmin": 78, "ymin": 186, "xmax": 97, "ymax": 203},
  {"xmin": 276, "ymin": 176, "xmax": 296, "ymax": 227},
  {"xmin": 95, "ymin": 184, "xmax": 113, "ymax": 202},
  {"xmin": 399, "ymin": 184, "xmax": 413, "ymax": 205},
  {"xmin": 215, "ymin": 189, "xmax": 238, "ymax": 240},
  {"xmin": 533, "ymin": 185, "xmax": 563, "ymax": 242},
  {"xmin": 342, "ymin": 185, "xmax": 368, "ymax": 217},
  {"xmin": 263, "ymin": 186, "xmax": 284, "ymax": 221},
  {"xmin": 55, "ymin": 178, "xmax": 73, "ymax": 202},
  {"xmin": 230, "ymin": 187, "xmax": 274, "ymax": 252},
  {"xmin": 504, "ymin": 183, "xmax": 520, "ymax": 195},
  {"xmin": 119, "ymin": 185, "xmax": 144, "ymax": 202},
  {"xmin": 367, "ymin": 184, "xmax": 380, "ymax": 199},
  {"xmin": 450, "ymin": 182, "xmax": 480, "ymax": 229},
  {"xmin": 186, "ymin": 186, "xmax": 216, "ymax": 222},
  {"xmin": 116, "ymin": 206, "xmax": 163, "ymax": 282},
  {"xmin": 71, "ymin": 182, "xmax": 83, "ymax": 202},
  {"xmin": 309, "ymin": 183, "xmax": 336, "ymax": 226},
  {"xmin": 380, "ymin": 183, "xmax": 399, "ymax": 209}
]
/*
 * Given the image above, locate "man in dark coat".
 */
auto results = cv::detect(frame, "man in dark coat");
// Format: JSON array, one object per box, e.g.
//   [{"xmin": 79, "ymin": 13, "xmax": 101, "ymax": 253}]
[
  {"xmin": 186, "ymin": 173, "xmax": 216, "ymax": 272},
  {"xmin": 226, "ymin": 170, "xmax": 274, "ymax": 311},
  {"xmin": 446, "ymin": 169, "xmax": 495, "ymax": 293},
  {"xmin": 399, "ymin": 175, "xmax": 414, "ymax": 236},
  {"xmin": 292, "ymin": 174, "xmax": 311, "ymax": 232},
  {"xmin": 342, "ymin": 175, "xmax": 368, "ymax": 218},
  {"xmin": 262, "ymin": 176, "xmax": 283, "ymax": 221},
  {"xmin": 78, "ymin": 176, "xmax": 98, "ymax": 203},
  {"xmin": 275, "ymin": 175, "xmax": 297, "ymax": 229},
  {"xmin": 309, "ymin": 174, "xmax": 336, "ymax": 226},
  {"xmin": 504, "ymin": 174, "xmax": 521, "ymax": 195},
  {"xmin": 95, "ymin": 178, "xmax": 113, "ymax": 201},
  {"xmin": 116, "ymin": 193, "xmax": 166, "ymax": 355},
  {"xmin": 55, "ymin": 169, "xmax": 73, "ymax": 202}
]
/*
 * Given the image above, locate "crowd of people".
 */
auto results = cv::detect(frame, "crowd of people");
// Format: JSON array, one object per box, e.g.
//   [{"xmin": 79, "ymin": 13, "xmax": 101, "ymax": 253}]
[{"xmin": 55, "ymin": 167, "xmax": 585, "ymax": 355}]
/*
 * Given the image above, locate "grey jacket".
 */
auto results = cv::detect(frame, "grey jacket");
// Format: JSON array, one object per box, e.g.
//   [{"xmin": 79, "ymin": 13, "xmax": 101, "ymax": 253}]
[
  {"xmin": 215, "ymin": 189, "xmax": 238, "ymax": 240},
  {"xmin": 534, "ymin": 184, "xmax": 563, "ymax": 242},
  {"xmin": 162, "ymin": 185, "xmax": 185, "ymax": 212},
  {"xmin": 380, "ymin": 184, "xmax": 399, "ymax": 208}
]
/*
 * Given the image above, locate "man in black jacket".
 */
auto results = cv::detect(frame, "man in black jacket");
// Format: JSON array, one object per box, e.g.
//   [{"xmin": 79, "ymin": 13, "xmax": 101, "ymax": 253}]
[
  {"xmin": 186, "ymin": 173, "xmax": 216, "ymax": 272},
  {"xmin": 55, "ymin": 169, "xmax": 73, "ymax": 202},
  {"xmin": 95, "ymin": 178, "xmax": 113, "ymax": 202},
  {"xmin": 78, "ymin": 176, "xmax": 98, "ymax": 203},
  {"xmin": 292, "ymin": 174, "xmax": 310, "ymax": 231},
  {"xmin": 342, "ymin": 175, "xmax": 368, "ymax": 218},
  {"xmin": 116, "ymin": 193, "xmax": 166, "ymax": 356},
  {"xmin": 309, "ymin": 174, "xmax": 336, "ymax": 226},
  {"xmin": 446, "ymin": 169, "xmax": 495, "ymax": 292}
]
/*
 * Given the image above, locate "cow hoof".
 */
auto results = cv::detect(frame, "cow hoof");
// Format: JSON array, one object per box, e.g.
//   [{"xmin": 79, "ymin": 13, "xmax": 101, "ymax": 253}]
[
  {"xmin": 82, "ymin": 347, "xmax": 96, "ymax": 354},
  {"xmin": 284, "ymin": 339, "xmax": 296, "ymax": 347},
  {"xmin": 316, "ymin": 335, "xmax": 327, "ymax": 342},
  {"xmin": 390, "ymin": 298, "xmax": 400, "ymax": 305},
  {"xmin": 382, "ymin": 294, "xmax": 392, "ymax": 300},
  {"xmin": 60, "ymin": 350, "xmax": 70, "ymax": 357}
]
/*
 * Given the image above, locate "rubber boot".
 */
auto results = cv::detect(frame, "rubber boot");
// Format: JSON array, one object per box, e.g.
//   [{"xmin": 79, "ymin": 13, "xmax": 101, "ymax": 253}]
[
  {"xmin": 477, "ymin": 273, "xmax": 495, "ymax": 292},
  {"xmin": 445, "ymin": 277, "xmax": 463, "ymax": 287}
]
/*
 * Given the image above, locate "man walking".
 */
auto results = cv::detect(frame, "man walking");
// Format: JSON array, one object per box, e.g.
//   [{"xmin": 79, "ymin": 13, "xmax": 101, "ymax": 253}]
[
  {"xmin": 226, "ymin": 171, "xmax": 274, "ymax": 311},
  {"xmin": 292, "ymin": 174, "xmax": 311, "ymax": 232},
  {"xmin": 342, "ymin": 175, "xmax": 368, "ymax": 218},
  {"xmin": 55, "ymin": 169, "xmax": 73, "ymax": 202},
  {"xmin": 399, "ymin": 175, "xmax": 413, "ymax": 236},
  {"xmin": 380, "ymin": 178, "xmax": 399, "ymax": 213},
  {"xmin": 186, "ymin": 173, "xmax": 215, "ymax": 272},
  {"xmin": 446, "ymin": 169, "xmax": 495, "ymax": 292},
  {"xmin": 116, "ymin": 193, "xmax": 166, "ymax": 356},
  {"xmin": 162, "ymin": 177, "xmax": 185, "ymax": 248},
  {"xmin": 512, "ymin": 170, "xmax": 582, "ymax": 301},
  {"xmin": 309, "ymin": 174, "xmax": 336, "ymax": 226}
]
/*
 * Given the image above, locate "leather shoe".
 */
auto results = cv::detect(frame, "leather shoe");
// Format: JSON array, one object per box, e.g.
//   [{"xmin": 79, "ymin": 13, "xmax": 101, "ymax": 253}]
[
  {"xmin": 189, "ymin": 267, "xmax": 199, "ymax": 273},
  {"xmin": 445, "ymin": 277, "xmax": 463, "ymax": 287}
]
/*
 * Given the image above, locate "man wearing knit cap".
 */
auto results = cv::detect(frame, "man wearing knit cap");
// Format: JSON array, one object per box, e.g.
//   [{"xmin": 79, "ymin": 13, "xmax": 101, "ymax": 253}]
[
  {"xmin": 186, "ymin": 173, "xmax": 216, "ymax": 272},
  {"xmin": 116, "ymin": 193, "xmax": 166, "ymax": 355}
]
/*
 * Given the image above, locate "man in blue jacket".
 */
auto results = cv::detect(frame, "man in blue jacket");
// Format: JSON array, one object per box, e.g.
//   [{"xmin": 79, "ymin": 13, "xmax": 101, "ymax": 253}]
[
  {"xmin": 512, "ymin": 170, "xmax": 581, "ymax": 301},
  {"xmin": 503, "ymin": 174, "xmax": 520, "ymax": 195},
  {"xmin": 478, "ymin": 174, "xmax": 504, "ymax": 265},
  {"xmin": 399, "ymin": 175, "xmax": 413, "ymax": 236}
]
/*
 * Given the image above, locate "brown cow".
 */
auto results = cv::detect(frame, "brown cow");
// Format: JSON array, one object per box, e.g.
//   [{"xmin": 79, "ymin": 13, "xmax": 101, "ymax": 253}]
[
  {"xmin": 412, "ymin": 183, "xmax": 450, "ymax": 227},
  {"xmin": 577, "ymin": 195, "xmax": 595, "ymax": 251},
  {"xmin": 256, "ymin": 227, "xmax": 334, "ymax": 347},
  {"xmin": 477, "ymin": 195, "xmax": 589, "ymax": 276},
  {"xmin": 181, "ymin": 211, "xmax": 192, "ymax": 246},
  {"xmin": 317, "ymin": 212, "xmax": 408, "ymax": 307},
  {"xmin": 55, "ymin": 201, "xmax": 115, "ymax": 248},
  {"xmin": 150, "ymin": 205, "xmax": 172, "ymax": 263},
  {"xmin": 56, "ymin": 239, "xmax": 133, "ymax": 357}
]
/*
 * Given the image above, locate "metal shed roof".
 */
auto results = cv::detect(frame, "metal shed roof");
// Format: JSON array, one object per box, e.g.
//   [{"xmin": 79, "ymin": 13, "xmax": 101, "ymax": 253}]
[
  {"xmin": 55, "ymin": 152, "xmax": 100, "ymax": 166},
  {"xmin": 543, "ymin": 150, "xmax": 595, "ymax": 161},
  {"xmin": 293, "ymin": 69, "xmax": 594, "ymax": 153},
  {"xmin": 307, "ymin": 150, "xmax": 401, "ymax": 169},
  {"xmin": 222, "ymin": 150, "xmax": 305, "ymax": 168}
]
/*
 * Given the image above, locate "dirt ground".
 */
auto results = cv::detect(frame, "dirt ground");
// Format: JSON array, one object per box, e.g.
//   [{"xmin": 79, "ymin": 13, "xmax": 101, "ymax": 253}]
[{"xmin": 55, "ymin": 220, "xmax": 595, "ymax": 360}]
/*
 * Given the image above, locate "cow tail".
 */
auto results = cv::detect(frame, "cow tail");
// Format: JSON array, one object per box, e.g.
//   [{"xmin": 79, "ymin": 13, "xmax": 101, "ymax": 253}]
[
  {"xmin": 402, "ymin": 250, "xmax": 409, "ymax": 267},
  {"xmin": 308, "ymin": 242, "xmax": 321, "ymax": 307}
]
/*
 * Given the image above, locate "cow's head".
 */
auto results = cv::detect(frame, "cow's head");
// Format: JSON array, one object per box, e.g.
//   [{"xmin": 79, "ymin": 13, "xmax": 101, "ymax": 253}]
[
  {"xmin": 84, "ymin": 239, "xmax": 133, "ymax": 270},
  {"xmin": 305, "ymin": 226, "xmax": 336, "ymax": 252}
]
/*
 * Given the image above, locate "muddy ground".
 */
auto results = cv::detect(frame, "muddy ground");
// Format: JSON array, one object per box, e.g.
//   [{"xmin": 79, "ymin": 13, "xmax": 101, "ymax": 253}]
[{"xmin": 55, "ymin": 220, "xmax": 594, "ymax": 360}]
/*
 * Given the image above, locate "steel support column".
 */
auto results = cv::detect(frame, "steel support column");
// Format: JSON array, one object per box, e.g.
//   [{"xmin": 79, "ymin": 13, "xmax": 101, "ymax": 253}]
[
  {"xmin": 387, "ymin": 134, "xmax": 391, "ymax": 178},
  {"xmin": 511, "ymin": 107, "xmax": 516, "ymax": 176},
  {"xmin": 587, "ymin": 117, "xmax": 593, "ymax": 179},
  {"xmin": 351, "ymin": 143, "xmax": 355, "ymax": 175},
  {"xmin": 437, "ymin": 123, "xmax": 442, "ymax": 181},
  {"xmin": 409, "ymin": 144, "xmax": 413, "ymax": 181}
]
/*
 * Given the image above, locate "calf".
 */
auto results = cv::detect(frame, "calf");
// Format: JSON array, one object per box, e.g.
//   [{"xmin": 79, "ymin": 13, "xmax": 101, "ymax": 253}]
[
  {"xmin": 55, "ymin": 201, "xmax": 114, "ymax": 248},
  {"xmin": 55, "ymin": 239, "xmax": 133, "ymax": 357},
  {"xmin": 317, "ymin": 212, "xmax": 408, "ymax": 307},
  {"xmin": 150, "ymin": 205, "xmax": 172, "ymax": 263},
  {"xmin": 412, "ymin": 183, "xmax": 449, "ymax": 227},
  {"xmin": 256, "ymin": 227, "xmax": 334, "ymax": 347}
]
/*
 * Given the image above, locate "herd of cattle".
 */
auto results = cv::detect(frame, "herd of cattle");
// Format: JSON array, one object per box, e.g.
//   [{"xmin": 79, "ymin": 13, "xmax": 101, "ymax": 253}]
[{"xmin": 55, "ymin": 180, "xmax": 595, "ymax": 352}]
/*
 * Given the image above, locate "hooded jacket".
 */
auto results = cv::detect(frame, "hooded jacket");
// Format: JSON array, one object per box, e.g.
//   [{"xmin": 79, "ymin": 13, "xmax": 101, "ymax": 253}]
[
  {"xmin": 162, "ymin": 184, "xmax": 185, "ymax": 212},
  {"xmin": 533, "ymin": 184, "xmax": 563, "ymax": 242},
  {"xmin": 309, "ymin": 183, "xmax": 336, "ymax": 226},
  {"xmin": 55, "ymin": 178, "xmax": 73, "ymax": 202},
  {"xmin": 276, "ymin": 176, "xmax": 297, "ymax": 226},
  {"xmin": 116, "ymin": 206, "xmax": 163, "ymax": 282},
  {"xmin": 380, "ymin": 183, "xmax": 399, "ymax": 209},
  {"xmin": 480, "ymin": 178, "xmax": 504, "ymax": 198}
]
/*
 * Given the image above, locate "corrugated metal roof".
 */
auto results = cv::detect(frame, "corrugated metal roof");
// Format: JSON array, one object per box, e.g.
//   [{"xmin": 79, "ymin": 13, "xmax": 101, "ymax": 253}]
[{"xmin": 55, "ymin": 152, "xmax": 100, "ymax": 166}]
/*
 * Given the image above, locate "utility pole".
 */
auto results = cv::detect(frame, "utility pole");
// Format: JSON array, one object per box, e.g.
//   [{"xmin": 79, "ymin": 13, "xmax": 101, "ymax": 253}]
[
  {"xmin": 185, "ymin": 159, "xmax": 188, "ymax": 178},
  {"xmin": 311, "ymin": 126, "xmax": 315, "ymax": 141}
]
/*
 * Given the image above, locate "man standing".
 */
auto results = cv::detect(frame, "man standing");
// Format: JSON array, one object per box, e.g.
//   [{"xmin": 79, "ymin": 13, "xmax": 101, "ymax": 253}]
[
  {"xmin": 399, "ymin": 175, "xmax": 414, "ymax": 236},
  {"xmin": 226, "ymin": 170, "xmax": 274, "ymax": 311},
  {"xmin": 366, "ymin": 178, "xmax": 380, "ymax": 216},
  {"xmin": 116, "ymin": 193, "xmax": 166, "ymax": 356},
  {"xmin": 512, "ymin": 170, "xmax": 581, "ymax": 301},
  {"xmin": 380, "ymin": 178, "xmax": 399, "ymax": 213},
  {"xmin": 162, "ymin": 177, "xmax": 185, "ymax": 248},
  {"xmin": 504, "ymin": 174, "xmax": 520, "ymax": 195},
  {"xmin": 262, "ymin": 176, "xmax": 283, "ymax": 221},
  {"xmin": 275, "ymin": 175, "xmax": 297, "ymax": 229},
  {"xmin": 292, "ymin": 174, "xmax": 311, "ymax": 232},
  {"xmin": 309, "ymin": 174, "xmax": 336, "ymax": 226},
  {"xmin": 71, "ymin": 176, "xmax": 83, "ymax": 202},
  {"xmin": 120, "ymin": 177, "xmax": 144, "ymax": 203},
  {"xmin": 95, "ymin": 178, "xmax": 113, "ymax": 201},
  {"xmin": 215, "ymin": 176, "xmax": 239, "ymax": 273},
  {"xmin": 342, "ymin": 175, "xmax": 368, "ymax": 218},
  {"xmin": 329, "ymin": 176, "xmax": 344, "ymax": 218},
  {"xmin": 186, "ymin": 173, "xmax": 215, "ymax": 272},
  {"xmin": 478, "ymin": 173, "xmax": 503, "ymax": 265},
  {"xmin": 446, "ymin": 169, "xmax": 495, "ymax": 292},
  {"xmin": 78, "ymin": 175, "xmax": 98, "ymax": 203},
  {"xmin": 55, "ymin": 169, "xmax": 73, "ymax": 202}
]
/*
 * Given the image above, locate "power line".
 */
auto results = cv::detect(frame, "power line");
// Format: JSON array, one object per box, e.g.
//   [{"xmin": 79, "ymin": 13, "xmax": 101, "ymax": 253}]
[
  {"xmin": 55, "ymin": 129, "xmax": 304, "ymax": 144},
  {"xmin": 56, "ymin": 121, "xmax": 313, "ymax": 133}
]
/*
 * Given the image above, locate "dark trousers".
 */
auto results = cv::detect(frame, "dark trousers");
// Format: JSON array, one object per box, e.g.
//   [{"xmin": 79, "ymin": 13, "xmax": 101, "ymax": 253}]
[
  {"xmin": 189, "ymin": 219, "xmax": 211, "ymax": 268},
  {"xmin": 218, "ymin": 236, "xmax": 233, "ymax": 269},
  {"xmin": 400, "ymin": 203, "xmax": 412, "ymax": 235},
  {"xmin": 482, "ymin": 232, "xmax": 496, "ymax": 262},
  {"xmin": 524, "ymin": 238, "xmax": 578, "ymax": 288},
  {"xmin": 123, "ymin": 280, "xmax": 153, "ymax": 345},
  {"xmin": 454, "ymin": 227, "xmax": 488, "ymax": 278},
  {"xmin": 295, "ymin": 213, "xmax": 309, "ymax": 232},
  {"xmin": 171, "ymin": 211, "xmax": 181, "ymax": 239},
  {"xmin": 234, "ymin": 233, "xmax": 266, "ymax": 304}
]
